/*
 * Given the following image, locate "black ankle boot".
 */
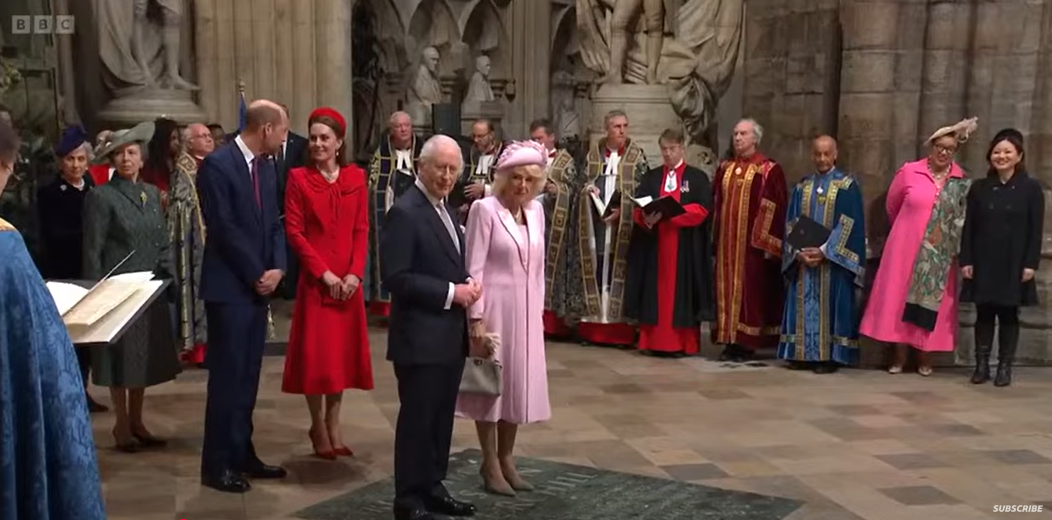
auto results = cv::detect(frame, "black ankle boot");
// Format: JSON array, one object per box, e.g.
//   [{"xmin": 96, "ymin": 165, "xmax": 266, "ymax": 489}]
[
  {"xmin": 994, "ymin": 323, "xmax": 1019, "ymax": 387},
  {"xmin": 971, "ymin": 320, "xmax": 994, "ymax": 384}
]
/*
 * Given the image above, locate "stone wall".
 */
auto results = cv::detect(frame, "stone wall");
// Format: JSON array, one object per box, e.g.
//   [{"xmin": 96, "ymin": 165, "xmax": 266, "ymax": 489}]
[{"xmin": 745, "ymin": 0, "xmax": 1052, "ymax": 366}]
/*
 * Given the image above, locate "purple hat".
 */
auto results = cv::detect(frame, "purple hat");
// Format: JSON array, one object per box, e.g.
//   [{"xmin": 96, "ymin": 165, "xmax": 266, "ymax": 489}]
[
  {"xmin": 495, "ymin": 140, "xmax": 547, "ymax": 171},
  {"xmin": 54, "ymin": 125, "xmax": 88, "ymax": 157}
]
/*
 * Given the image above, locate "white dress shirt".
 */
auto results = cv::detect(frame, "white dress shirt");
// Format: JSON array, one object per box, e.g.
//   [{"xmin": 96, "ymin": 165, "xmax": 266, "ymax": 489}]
[
  {"xmin": 235, "ymin": 135, "xmax": 256, "ymax": 173},
  {"xmin": 415, "ymin": 178, "xmax": 460, "ymax": 310}
]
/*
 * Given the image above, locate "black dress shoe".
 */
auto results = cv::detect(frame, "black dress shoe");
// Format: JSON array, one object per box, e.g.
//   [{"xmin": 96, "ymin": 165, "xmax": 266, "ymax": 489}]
[
  {"xmin": 243, "ymin": 463, "xmax": 287, "ymax": 479},
  {"xmin": 393, "ymin": 506, "xmax": 435, "ymax": 520},
  {"xmin": 202, "ymin": 470, "xmax": 251, "ymax": 493},
  {"xmin": 424, "ymin": 495, "xmax": 476, "ymax": 517},
  {"xmin": 812, "ymin": 362, "xmax": 839, "ymax": 374}
]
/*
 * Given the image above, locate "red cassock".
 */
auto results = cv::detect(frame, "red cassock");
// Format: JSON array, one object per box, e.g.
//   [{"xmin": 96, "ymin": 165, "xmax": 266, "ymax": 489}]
[
  {"xmin": 282, "ymin": 165, "xmax": 374, "ymax": 395},
  {"xmin": 88, "ymin": 164, "xmax": 112, "ymax": 186},
  {"xmin": 631, "ymin": 163, "xmax": 709, "ymax": 354},
  {"xmin": 712, "ymin": 153, "xmax": 787, "ymax": 350}
]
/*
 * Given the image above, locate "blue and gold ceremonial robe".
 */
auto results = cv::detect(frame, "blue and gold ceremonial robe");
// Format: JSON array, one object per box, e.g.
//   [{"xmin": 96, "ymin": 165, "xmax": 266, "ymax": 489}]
[
  {"xmin": 777, "ymin": 169, "xmax": 865, "ymax": 365},
  {"xmin": 0, "ymin": 218, "xmax": 106, "ymax": 520}
]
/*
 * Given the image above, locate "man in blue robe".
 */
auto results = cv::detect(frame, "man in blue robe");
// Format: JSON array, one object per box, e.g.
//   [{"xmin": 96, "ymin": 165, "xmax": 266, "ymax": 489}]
[
  {"xmin": 777, "ymin": 135, "xmax": 865, "ymax": 373},
  {"xmin": 0, "ymin": 123, "xmax": 106, "ymax": 519}
]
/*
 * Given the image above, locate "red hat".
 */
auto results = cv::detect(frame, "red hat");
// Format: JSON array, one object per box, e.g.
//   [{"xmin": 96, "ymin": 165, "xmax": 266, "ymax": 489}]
[{"xmin": 308, "ymin": 107, "xmax": 346, "ymax": 135}]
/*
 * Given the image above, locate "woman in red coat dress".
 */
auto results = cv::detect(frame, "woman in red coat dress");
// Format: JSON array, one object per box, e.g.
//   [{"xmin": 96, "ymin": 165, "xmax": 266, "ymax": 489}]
[{"xmin": 283, "ymin": 107, "xmax": 373, "ymax": 459}]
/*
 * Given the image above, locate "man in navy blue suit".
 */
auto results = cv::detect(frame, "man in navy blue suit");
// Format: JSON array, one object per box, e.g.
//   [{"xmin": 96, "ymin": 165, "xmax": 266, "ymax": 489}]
[
  {"xmin": 196, "ymin": 99, "xmax": 289, "ymax": 493},
  {"xmin": 382, "ymin": 134, "xmax": 482, "ymax": 520}
]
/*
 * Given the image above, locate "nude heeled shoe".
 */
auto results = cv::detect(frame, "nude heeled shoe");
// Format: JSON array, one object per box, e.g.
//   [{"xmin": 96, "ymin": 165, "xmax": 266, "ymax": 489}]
[{"xmin": 480, "ymin": 468, "xmax": 516, "ymax": 497}]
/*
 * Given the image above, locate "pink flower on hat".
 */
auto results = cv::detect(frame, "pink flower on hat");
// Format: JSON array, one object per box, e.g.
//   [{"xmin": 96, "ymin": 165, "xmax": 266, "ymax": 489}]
[{"xmin": 495, "ymin": 140, "xmax": 547, "ymax": 171}]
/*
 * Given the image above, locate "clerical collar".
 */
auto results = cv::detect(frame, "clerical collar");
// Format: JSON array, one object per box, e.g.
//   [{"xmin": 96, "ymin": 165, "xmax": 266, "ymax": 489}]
[
  {"xmin": 664, "ymin": 160, "xmax": 685, "ymax": 173},
  {"xmin": 605, "ymin": 145, "xmax": 625, "ymax": 157}
]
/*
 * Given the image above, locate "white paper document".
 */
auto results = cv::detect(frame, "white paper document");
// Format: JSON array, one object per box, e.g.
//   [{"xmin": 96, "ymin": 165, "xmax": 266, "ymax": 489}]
[{"xmin": 45, "ymin": 270, "xmax": 162, "ymax": 344}]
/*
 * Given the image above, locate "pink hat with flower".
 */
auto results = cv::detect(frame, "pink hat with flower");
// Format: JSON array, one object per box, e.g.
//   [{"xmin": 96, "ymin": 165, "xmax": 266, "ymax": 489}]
[{"xmin": 495, "ymin": 140, "xmax": 547, "ymax": 171}]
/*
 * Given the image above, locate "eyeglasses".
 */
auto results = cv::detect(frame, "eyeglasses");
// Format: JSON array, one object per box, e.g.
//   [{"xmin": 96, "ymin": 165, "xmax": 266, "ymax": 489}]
[{"xmin": 934, "ymin": 144, "xmax": 957, "ymax": 155}]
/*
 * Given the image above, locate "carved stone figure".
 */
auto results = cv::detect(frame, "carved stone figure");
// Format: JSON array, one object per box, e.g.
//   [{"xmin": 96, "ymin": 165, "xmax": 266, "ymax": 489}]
[
  {"xmin": 577, "ymin": 0, "xmax": 743, "ymax": 154},
  {"xmin": 555, "ymin": 91, "xmax": 580, "ymax": 139},
  {"xmin": 604, "ymin": 0, "xmax": 666, "ymax": 84},
  {"xmin": 406, "ymin": 46, "xmax": 443, "ymax": 127},
  {"xmin": 97, "ymin": 0, "xmax": 198, "ymax": 92},
  {"xmin": 463, "ymin": 55, "xmax": 495, "ymax": 105}
]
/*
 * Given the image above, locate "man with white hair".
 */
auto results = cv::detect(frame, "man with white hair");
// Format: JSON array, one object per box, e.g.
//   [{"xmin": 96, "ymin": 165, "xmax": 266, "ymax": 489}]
[
  {"xmin": 382, "ymin": 134, "xmax": 481, "ymax": 520},
  {"xmin": 171, "ymin": 122, "xmax": 215, "ymax": 367},
  {"xmin": 712, "ymin": 118, "xmax": 788, "ymax": 362},
  {"xmin": 368, "ymin": 110, "xmax": 424, "ymax": 318}
]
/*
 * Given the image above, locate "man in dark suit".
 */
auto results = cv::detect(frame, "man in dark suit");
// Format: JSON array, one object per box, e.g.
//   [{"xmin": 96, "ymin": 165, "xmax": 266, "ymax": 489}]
[
  {"xmin": 196, "ymin": 99, "xmax": 289, "ymax": 493},
  {"xmin": 381, "ymin": 134, "xmax": 483, "ymax": 520},
  {"xmin": 275, "ymin": 103, "xmax": 309, "ymax": 300}
]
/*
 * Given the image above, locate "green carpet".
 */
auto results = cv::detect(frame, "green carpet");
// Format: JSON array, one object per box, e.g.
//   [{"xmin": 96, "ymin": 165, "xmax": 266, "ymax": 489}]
[{"xmin": 294, "ymin": 449, "xmax": 802, "ymax": 519}]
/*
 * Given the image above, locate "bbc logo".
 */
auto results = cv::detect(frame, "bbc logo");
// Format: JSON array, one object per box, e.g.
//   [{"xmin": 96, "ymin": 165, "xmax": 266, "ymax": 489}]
[{"xmin": 11, "ymin": 15, "xmax": 75, "ymax": 35}]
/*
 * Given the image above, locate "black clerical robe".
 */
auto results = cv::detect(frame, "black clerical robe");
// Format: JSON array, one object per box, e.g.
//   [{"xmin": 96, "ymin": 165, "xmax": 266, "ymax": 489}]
[{"xmin": 624, "ymin": 164, "xmax": 715, "ymax": 353}]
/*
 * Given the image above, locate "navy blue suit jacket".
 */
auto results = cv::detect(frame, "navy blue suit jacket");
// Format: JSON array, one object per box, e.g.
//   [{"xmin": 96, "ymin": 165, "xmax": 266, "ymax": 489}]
[
  {"xmin": 196, "ymin": 141, "xmax": 287, "ymax": 304},
  {"xmin": 381, "ymin": 185, "xmax": 470, "ymax": 366}
]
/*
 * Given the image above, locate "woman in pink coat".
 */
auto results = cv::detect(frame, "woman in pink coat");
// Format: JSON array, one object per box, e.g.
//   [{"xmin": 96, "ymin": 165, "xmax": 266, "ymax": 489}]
[
  {"xmin": 457, "ymin": 140, "xmax": 551, "ymax": 497},
  {"xmin": 860, "ymin": 118, "xmax": 977, "ymax": 376}
]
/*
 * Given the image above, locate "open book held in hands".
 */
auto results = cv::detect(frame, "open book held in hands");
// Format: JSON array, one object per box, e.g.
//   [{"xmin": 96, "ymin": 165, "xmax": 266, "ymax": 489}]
[
  {"xmin": 589, "ymin": 189, "xmax": 622, "ymax": 219},
  {"xmin": 631, "ymin": 195, "xmax": 686, "ymax": 221}
]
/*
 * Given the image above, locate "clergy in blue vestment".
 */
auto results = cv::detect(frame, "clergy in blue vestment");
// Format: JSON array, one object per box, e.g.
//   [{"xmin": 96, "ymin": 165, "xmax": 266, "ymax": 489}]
[
  {"xmin": 0, "ymin": 123, "xmax": 106, "ymax": 519},
  {"xmin": 777, "ymin": 136, "xmax": 865, "ymax": 373}
]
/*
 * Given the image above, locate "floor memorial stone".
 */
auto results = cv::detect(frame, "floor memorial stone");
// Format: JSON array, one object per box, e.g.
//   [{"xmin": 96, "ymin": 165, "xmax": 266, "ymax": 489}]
[{"xmin": 293, "ymin": 449, "xmax": 802, "ymax": 520}]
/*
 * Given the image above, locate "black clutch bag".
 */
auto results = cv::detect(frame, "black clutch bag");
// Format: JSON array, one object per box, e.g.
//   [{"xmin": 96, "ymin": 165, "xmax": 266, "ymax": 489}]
[{"xmin": 786, "ymin": 214, "xmax": 831, "ymax": 250}]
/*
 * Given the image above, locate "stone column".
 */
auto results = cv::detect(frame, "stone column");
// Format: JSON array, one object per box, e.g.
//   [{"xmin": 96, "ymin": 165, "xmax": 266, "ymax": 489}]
[
  {"xmin": 192, "ymin": 0, "xmax": 353, "ymax": 136},
  {"xmin": 504, "ymin": 0, "xmax": 551, "ymax": 138},
  {"xmin": 743, "ymin": 0, "xmax": 841, "ymax": 182}
]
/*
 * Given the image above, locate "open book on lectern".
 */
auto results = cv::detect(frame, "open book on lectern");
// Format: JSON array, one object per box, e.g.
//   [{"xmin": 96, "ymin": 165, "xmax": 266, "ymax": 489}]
[{"xmin": 45, "ymin": 251, "xmax": 166, "ymax": 344}]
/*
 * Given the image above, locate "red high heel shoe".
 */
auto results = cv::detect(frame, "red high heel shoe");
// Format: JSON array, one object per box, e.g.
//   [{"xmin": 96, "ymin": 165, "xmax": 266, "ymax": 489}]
[{"xmin": 309, "ymin": 429, "xmax": 336, "ymax": 460}]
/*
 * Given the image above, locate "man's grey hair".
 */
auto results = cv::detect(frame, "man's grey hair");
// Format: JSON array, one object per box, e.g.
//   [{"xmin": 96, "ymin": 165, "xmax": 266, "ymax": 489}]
[
  {"xmin": 419, "ymin": 134, "xmax": 463, "ymax": 170},
  {"xmin": 604, "ymin": 109, "xmax": 628, "ymax": 127},
  {"xmin": 738, "ymin": 118, "xmax": 764, "ymax": 145}
]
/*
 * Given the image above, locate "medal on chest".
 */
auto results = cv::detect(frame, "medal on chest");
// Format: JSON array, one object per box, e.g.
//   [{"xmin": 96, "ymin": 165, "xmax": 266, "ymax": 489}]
[
  {"xmin": 681, "ymin": 180, "xmax": 690, "ymax": 193},
  {"xmin": 140, "ymin": 191, "xmax": 147, "ymax": 207},
  {"xmin": 816, "ymin": 185, "xmax": 827, "ymax": 203}
]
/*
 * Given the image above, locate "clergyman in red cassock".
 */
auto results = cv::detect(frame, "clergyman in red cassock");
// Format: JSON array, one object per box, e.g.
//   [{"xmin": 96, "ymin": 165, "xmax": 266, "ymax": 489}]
[
  {"xmin": 625, "ymin": 128, "xmax": 715, "ymax": 356},
  {"xmin": 712, "ymin": 118, "xmax": 788, "ymax": 361}
]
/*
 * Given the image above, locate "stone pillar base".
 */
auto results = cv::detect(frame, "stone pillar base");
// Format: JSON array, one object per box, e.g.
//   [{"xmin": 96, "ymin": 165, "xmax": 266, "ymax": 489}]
[{"xmin": 98, "ymin": 88, "xmax": 207, "ymax": 126}]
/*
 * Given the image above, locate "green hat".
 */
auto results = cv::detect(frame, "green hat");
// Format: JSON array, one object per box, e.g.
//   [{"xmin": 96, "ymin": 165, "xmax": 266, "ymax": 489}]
[{"xmin": 92, "ymin": 121, "xmax": 154, "ymax": 164}]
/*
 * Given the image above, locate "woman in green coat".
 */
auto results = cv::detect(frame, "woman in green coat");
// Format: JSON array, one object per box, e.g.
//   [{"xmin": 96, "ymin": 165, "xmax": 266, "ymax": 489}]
[{"xmin": 82, "ymin": 122, "xmax": 181, "ymax": 452}]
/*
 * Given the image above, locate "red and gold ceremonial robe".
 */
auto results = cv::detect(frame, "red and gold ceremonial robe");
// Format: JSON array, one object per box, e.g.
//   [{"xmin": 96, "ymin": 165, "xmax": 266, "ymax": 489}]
[{"xmin": 712, "ymin": 153, "xmax": 788, "ymax": 349}]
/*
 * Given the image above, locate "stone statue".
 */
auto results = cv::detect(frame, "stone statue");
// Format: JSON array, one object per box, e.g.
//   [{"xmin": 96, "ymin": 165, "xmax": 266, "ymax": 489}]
[
  {"xmin": 463, "ymin": 55, "xmax": 495, "ymax": 105},
  {"xmin": 97, "ymin": 0, "xmax": 198, "ymax": 92},
  {"xmin": 407, "ymin": 46, "xmax": 443, "ymax": 127},
  {"xmin": 577, "ymin": 0, "xmax": 743, "ymax": 152},
  {"xmin": 603, "ymin": 0, "xmax": 666, "ymax": 84},
  {"xmin": 554, "ymin": 88, "xmax": 580, "ymax": 139}
]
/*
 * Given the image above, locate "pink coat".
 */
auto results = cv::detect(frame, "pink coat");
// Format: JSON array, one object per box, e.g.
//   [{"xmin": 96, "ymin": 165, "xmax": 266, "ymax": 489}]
[
  {"xmin": 455, "ymin": 196, "xmax": 551, "ymax": 424},
  {"xmin": 860, "ymin": 159, "xmax": 964, "ymax": 352}
]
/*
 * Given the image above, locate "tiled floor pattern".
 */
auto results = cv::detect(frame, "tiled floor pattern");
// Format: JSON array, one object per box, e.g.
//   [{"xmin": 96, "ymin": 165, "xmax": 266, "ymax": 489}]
[{"xmin": 90, "ymin": 328, "xmax": 1052, "ymax": 520}]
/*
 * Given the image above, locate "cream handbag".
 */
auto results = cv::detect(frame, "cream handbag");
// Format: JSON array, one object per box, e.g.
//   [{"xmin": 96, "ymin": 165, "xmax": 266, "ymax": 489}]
[{"xmin": 459, "ymin": 333, "xmax": 503, "ymax": 396}]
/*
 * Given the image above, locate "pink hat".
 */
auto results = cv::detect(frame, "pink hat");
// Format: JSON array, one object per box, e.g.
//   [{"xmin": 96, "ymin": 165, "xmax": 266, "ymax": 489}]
[{"xmin": 495, "ymin": 140, "xmax": 547, "ymax": 171}]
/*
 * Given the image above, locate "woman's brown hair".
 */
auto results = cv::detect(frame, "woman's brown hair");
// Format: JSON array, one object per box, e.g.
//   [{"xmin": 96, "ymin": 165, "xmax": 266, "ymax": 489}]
[{"xmin": 308, "ymin": 115, "xmax": 350, "ymax": 168}]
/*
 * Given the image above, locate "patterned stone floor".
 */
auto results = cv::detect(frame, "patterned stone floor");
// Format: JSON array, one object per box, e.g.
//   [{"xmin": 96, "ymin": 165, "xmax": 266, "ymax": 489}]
[{"xmin": 91, "ymin": 326, "xmax": 1052, "ymax": 520}]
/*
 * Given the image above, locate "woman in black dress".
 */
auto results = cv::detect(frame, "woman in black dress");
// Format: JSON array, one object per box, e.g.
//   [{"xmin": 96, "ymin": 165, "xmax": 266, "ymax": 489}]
[{"xmin": 960, "ymin": 129, "xmax": 1044, "ymax": 387}]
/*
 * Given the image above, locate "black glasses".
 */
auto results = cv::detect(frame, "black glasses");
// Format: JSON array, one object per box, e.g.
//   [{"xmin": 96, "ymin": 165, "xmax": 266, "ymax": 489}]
[{"xmin": 934, "ymin": 144, "xmax": 957, "ymax": 155}]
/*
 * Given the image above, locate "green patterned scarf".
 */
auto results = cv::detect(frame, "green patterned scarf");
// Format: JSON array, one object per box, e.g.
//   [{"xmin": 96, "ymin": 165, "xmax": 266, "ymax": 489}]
[{"xmin": 902, "ymin": 176, "xmax": 971, "ymax": 331}]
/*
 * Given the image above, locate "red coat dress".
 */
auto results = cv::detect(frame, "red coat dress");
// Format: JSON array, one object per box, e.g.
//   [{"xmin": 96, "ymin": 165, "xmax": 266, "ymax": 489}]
[{"xmin": 282, "ymin": 165, "xmax": 374, "ymax": 394}]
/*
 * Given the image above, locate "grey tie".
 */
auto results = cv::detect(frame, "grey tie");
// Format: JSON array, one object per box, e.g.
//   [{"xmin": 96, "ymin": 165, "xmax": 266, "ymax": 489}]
[{"xmin": 437, "ymin": 202, "xmax": 460, "ymax": 253}]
